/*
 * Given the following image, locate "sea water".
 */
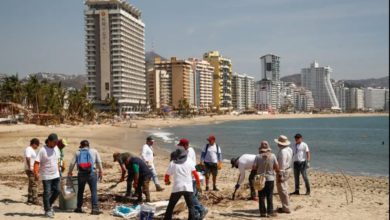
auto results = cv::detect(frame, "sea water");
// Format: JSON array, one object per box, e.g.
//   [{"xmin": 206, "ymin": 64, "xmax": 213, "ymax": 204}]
[{"xmin": 149, "ymin": 116, "xmax": 389, "ymax": 177}]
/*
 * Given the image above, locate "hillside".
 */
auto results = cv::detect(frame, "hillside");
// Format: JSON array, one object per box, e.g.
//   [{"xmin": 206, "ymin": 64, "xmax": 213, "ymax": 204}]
[{"xmin": 24, "ymin": 72, "xmax": 87, "ymax": 90}]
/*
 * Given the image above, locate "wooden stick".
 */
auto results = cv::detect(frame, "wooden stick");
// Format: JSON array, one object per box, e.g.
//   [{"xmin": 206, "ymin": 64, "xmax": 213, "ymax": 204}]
[{"xmin": 339, "ymin": 168, "xmax": 354, "ymax": 203}]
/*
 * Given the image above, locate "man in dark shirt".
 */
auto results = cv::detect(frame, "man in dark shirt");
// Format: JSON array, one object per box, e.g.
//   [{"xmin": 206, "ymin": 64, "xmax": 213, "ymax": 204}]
[
  {"xmin": 114, "ymin": 152, "xmax": 152, "ymax": 203},
  {"xmin": 113, "ymin": 152, "xmax": 133, "ymax": 197}
]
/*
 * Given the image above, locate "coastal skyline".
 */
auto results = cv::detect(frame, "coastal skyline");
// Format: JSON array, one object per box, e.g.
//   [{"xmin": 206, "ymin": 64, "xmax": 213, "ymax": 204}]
[{"xmin": 0, "ymin": 0, "xmax": 388, "ymax": 80}]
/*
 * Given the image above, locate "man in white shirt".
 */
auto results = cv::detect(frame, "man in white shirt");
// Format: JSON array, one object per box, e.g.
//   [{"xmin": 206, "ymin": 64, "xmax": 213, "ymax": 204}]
[
  {"xmin": 34, "ymin": 133, "xmax": 61, "ymax": 218},
  {"xmin": 24, "ymin": 138, "xmax": 40, "ymax": 204},
  {"xmin": 164, "ymin": 148, "xmax": 201, "ymax": 220},
  {"xmin": 141, "ymin": 136, "xmax": 164, "ymax": 191},
  {"xmin": 200, "ymin": 135, "xmax": 222, "ymax": 191},
  {"xmin": 290, "ymin": 133, "xmax": 311, "ymax": 196},
  {"xmin": 274, "ymin": 135, "xmax": 293, "ymax": 214},
  {"xmin": 177, "ymin": 138, "xmax": 208, "ymax": 220},
  {"xmin": 230, "ymin": 154, "xmax": 257, "ymax": 200}
]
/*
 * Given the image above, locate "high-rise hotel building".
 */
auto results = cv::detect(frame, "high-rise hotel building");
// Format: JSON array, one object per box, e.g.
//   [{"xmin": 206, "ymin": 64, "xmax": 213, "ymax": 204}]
[
  {"xmin": 85, "ymin": 0, "xmax": 146, "ymax": 113},
  {"xmin": 203, "ymin": 51, "xmax": 233, "ymax": 110}
]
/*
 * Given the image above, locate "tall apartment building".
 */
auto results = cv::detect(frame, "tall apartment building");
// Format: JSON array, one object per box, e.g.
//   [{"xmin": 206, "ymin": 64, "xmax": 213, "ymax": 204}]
[
  {"xmin": 332, "ymin": 81, "xmax": 348, "ymax": 112},
  {"xmin": 385, "ymin": 90, "xmax": 389, "ymax": 112},
  {"xmin": 301, "ymin": 61, "xmax": 339, "ymax": 110},
  {"xmin": 232, "ymin": 73, "xmax": 255, "ymax": 111},
  {"xmin": 203, "ymin": 51, "xmax": 233, "ymax": 109},
  {"xmin": 364, "ymin": 87, "xmax": 387, "ymax": 111},
  {"xmin": 85, "ymin": 0, "xmax": 146, "ymax": 113},
  {"xmin": 147, "ymin": 57, "xmax": 192, "ymax": 110},
  {"xmin": 188, "ymin": 59, "xmax": 214, "ymax": 110},
  {"xmin": 293, "ymin": 87, "xmax": 315, "ymax": 112},
  {"xmin": 347, "ymin": 88, "xmax": 364, "ymax": 111},
  {"xmin": 255, "ymin": 54, "xmax": 282, "ymax": 111},
  {"xmin": 260, "ymin": 54, "xmax": 280, "ymax": 81}
]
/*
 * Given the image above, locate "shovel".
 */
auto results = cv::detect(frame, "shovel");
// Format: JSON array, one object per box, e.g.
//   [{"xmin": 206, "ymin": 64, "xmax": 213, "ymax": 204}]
[{"xmin": 231, "ymin": 175, "xmax": 240, "ymax": 200}]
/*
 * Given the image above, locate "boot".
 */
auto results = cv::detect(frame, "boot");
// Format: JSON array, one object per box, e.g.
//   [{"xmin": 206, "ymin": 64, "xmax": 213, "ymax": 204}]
[{"xmin": 156, "ymin": 184, "xmax": 164, "ymax": 192}]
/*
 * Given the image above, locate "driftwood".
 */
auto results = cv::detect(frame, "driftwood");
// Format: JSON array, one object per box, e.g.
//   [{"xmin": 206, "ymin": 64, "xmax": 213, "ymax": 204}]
[{"xmin": 338, "ymin": 168, "xmax": 354, "ymax": 204}]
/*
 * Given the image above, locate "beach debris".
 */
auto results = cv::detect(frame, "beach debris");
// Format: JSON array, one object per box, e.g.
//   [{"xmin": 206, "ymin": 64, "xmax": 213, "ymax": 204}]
[
  {"xmin": 338, "ymin": 168, "xmax": 354, "ymax": 204},
  {"xmin": 294, "ymin": 205, "xmax": 303, "ymax": 211}
]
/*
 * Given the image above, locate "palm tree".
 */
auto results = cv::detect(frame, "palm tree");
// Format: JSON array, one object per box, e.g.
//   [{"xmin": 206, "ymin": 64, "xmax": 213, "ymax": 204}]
[{"xmin": 0, "ymin": 74, "xmax": 24, "ymax": 104}]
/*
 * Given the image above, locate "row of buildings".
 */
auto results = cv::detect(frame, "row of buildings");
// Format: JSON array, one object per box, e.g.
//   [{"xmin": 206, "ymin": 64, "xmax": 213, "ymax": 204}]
[{"xmin": 83, "ymin": 0, "xmax": 388, "ymax": 114}]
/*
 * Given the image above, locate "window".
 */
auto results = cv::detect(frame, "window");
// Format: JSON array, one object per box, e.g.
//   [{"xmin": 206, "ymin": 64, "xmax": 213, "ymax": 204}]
[
  {"xmin": 266, "ymin": 63, "xmax": 272, "ymax": 71},
  {"xmin": 105, "ymin": 82, "xmax": 110, "ymax": 90}
]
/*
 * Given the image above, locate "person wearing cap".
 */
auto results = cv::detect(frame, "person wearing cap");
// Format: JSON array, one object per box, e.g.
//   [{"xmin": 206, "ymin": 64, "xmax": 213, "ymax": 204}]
[
  {"xmin": 252, "ymin": 141, "xmax": 280, "ymax": 218},
  {"xmin": 140, "ymin": 136, "xmax": 164, "ymax": 192},
  {"xmin": 68, "ymin": 140, "xmax": 103, "ymax": 215},
  {"xmin": 116, "ymin": 153, "xmax": 153, "ymax": 203},
  {"xmin": 33, "ymin": 133, "xmax": 61, "ymax": 218},
  {"xmin": 200, "ymin": 135, "xmax": 222, "ymax": 191},
  {"xmin": 164, "ymin": 148, "xmax": 201, "ymax": 220},
  {"xmin": 177, "ymin": 139, "xmax": 208, "ymax": 220},
  {"xmin": 230, "ymin": 154, "xmax": 257, "ymax": 200},
  {"xmin": 113, "ymin": 152, "xmax": 135, "ymax": 197},
  {"xmin": 290, "ymin": 133, "xmax": 311, "ymax": 196},
  {"xmin": 274, "ymin": 135, "xmax": 293, "ymax": 214},
  {"xmin": 24, "ymin": 138, "xmax": 40, "ymax": 205}
]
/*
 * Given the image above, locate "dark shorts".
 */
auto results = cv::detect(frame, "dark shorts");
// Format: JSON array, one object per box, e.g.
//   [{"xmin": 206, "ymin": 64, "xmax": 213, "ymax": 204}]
[{"xmin": 204, "ymin": 162, "xmax": 218, "ymax": 177}]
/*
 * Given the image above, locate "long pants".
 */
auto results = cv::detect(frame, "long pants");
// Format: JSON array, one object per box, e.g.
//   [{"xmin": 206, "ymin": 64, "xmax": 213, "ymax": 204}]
[
  {"xmin": 26, "ymin": 170, "xmax": 38, "ymax": 203},
  {"xmin": 276, "ymin": 171, "xmax": 290, "ymax": 212},
  {"xmin": 258, "ymin": 181, "xmax": 274, "ymax": 215},
  {"xmin": 293, "ymin": 161, "xmax": 310, "ymax": 193},
  {"xmin": 136, "ymin": 175, "xmax": 151, "ymax": 202},
  {"xmin": 77, "ymin": 173, "xmax": 98, "ymax": 210},
  {"xmin": 42, "ymin": 178, "xmax": 61, "ymax": 212},
  {"xmin": 164, "ymin": 191, "xmax": 195, "ymax": 220},
  {"xmin": 150, "ymin": 166, "xmax": 160, "ymax": 186},
  {"xmin": 192, "ymin": 180, "xmax": 205, "ymax": 218},
  {"xmin": 126, "ymin": 172, "xmax": 134, "ymax": 196},
  {"xmin": 248, "ymin": 170, "xmax": 257, "ymax": 199}
]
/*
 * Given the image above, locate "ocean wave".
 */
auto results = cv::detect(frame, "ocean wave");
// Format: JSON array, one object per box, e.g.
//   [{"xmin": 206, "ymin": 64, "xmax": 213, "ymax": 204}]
[{"xmin": 149, "ymin": 131, "xmax": 176, "ymax": 143}]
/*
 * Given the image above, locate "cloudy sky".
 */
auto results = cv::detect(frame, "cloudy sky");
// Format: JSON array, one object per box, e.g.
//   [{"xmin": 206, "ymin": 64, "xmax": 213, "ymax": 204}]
[{"xmin": 0, "ymin": 0, "xmax": 388, "ymax": 80}]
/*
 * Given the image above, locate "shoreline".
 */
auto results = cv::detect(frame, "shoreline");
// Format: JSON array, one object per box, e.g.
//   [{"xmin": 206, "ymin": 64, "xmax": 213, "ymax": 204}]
[{"xmin": 0, "ymin": 113, "xmax": 389, "ymax": 219}]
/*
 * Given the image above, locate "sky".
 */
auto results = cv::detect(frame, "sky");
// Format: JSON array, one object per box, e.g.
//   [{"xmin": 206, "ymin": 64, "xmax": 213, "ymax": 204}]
[{"xmin": 0, "ymin": 0, "xmax": 388, "ymax": 80}]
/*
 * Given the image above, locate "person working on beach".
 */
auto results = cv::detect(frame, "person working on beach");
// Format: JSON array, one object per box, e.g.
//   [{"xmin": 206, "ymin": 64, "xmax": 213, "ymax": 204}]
[
  {"xmin": 177, "ymin": 138, "xmax": 208, "ymax": 220},
  {"xmin": 290, "ymin": 133, "xmax": 311, "ymax": 195},
  {"xmin": 164, "ymin": 148, "xmax": 201, "ymax": 220},
  {"xmin": 24, "ymin": 138, "xmax": 40, "ymax": 205},
  {"xmin": 200, "ymin": 135, "xmax": 222, "ymax": 191},
  {"xmin": 275, "ymin": 135, "xmax": 293, "ymax": 214},
  {"xmin": 33, "ymin": 133, "xmax": 62, "ymax": 218},
  {"xmin": 253, "ymin": 141, "xmax": 279, "ymax": 218},
  {"xmin": 120, "ymin": 154, "xmax": 153, "ymax": 203},
  {"xmin": 68, "ymin": 140, "xmax": 103, "ymax": 215},
  {"xmin": 140, "ymin": 136, "xmax": 164, "ymax": 192},
  {"xmin": 230, "ymin": 154, "xmax": 257, "ymax": 200},
  {"xmin": 113, "ymin": 152, "xmax": 135, "ymax": 198}
]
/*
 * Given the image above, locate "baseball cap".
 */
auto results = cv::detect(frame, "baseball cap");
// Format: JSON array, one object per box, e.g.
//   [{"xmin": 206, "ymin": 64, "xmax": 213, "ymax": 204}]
[
  {"xmin": 177, "ymin": 138, "xmax": 189, "ymax": 147},
  {"xmin": 146, "ymin": 136, "xmax": 154, "ymax": 142},
  {"xmin": 47, "ymin": 133, "xmax": 58, "ymax": 142},
  {"xmin": 207, "ymin": 135, "xmax": 216, "ymax": 142}
]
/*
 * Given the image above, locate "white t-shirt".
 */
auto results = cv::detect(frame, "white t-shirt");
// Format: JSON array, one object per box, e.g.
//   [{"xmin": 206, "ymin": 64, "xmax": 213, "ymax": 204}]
[
  {"xmin": 166, "ymin": 158, "xmax": 196, "ymax": 193},
  {"xmin": 187, "ymin": 147, "xmax": 196, "ymax": 164},
  {"xmin": 35, "ymin": 145, "xmax": 60, "ymax": 180},
  {"xmin": 141, "ymin": 144, "xmax": 154, "ymax": 167},
  {"xmin": 24, "ymin": 146, "xmax": 37, "ymax": 171},
  {"xmin": 292, "ymin": 142, "xmax": 309, "ymax": 162},
  {"xmin": 202, "ymin": 144, "xmax": 222, "ymax": 163},
  {"xmin": 237, "ymin": 154, "xmax": 256, "ymax": 185},
  {"xmin": 277, "ymin": 147, "xmax": 293, "ymax": 170}
]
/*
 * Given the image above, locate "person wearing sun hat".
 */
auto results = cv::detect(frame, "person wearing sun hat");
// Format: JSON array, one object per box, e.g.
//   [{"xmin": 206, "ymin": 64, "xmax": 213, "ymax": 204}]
[
  {"xmin": 274, "ymin": 135, "xmax": 293, "ymax": 214},
  {"xmin": 252, "ymin": 140, "xmax": 279, "ymax": 218}
]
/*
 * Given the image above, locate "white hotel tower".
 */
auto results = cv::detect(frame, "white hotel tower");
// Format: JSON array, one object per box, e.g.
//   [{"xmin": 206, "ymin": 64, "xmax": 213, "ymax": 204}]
[
  {"xmin": 301, "ymin": 61, "xmax": 339, "ymax": 110},
  {"xmin": 85, "ymin": 0, "xmax": 146, "ymax": 113}
]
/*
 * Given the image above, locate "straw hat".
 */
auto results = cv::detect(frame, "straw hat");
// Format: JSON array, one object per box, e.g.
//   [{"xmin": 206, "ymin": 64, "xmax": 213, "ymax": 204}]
[{"xmin": 274, "ymin": 135, "xmax": 291, "ymax": 146}]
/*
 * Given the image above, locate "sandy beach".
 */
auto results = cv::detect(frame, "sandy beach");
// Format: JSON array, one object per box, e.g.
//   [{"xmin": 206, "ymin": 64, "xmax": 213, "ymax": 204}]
[{"xmin": 0, "ymin": 113, "xmax": 388, "ymax": 219}]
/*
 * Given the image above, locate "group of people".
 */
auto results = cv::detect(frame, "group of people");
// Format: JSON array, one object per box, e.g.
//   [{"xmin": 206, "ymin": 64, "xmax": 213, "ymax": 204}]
[
  {"xmin": 230, "ymin": 133, "xmax": 311, "ymax": 217},
  {"xmin": 23, "ymin": 131, "xmax": 310, "ymax": 219}
]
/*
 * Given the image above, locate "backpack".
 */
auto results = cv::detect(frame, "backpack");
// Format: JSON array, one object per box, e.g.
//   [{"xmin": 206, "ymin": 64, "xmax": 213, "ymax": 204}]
[{"xmin": 77, "ymin": 148, "xmax": 93, "ymax": 174}]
